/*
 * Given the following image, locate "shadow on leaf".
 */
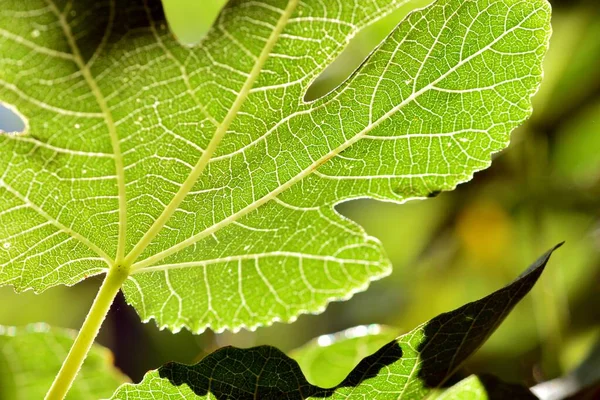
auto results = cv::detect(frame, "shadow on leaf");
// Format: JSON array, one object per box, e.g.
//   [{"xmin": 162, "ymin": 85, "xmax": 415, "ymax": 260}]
[
  {"xmin": 152, "ymin": 245, "xmax": 561, "ymax": 400},
  {"xmin": 158, "ymin": 340, "xmax": 403, "ymax": 399}
]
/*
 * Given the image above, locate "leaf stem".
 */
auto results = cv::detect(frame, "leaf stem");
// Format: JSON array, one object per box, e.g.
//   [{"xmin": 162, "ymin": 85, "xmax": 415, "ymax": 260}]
[{"xmin": 45, "ymin": 265, "xmax": 128, "ymax": 400}]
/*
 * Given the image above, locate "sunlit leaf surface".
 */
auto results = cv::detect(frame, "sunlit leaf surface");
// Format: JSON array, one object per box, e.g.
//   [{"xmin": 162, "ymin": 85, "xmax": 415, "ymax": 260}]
[{"xmin": 0, "ymin": 0, "xmax": 550, "ymax": 333}]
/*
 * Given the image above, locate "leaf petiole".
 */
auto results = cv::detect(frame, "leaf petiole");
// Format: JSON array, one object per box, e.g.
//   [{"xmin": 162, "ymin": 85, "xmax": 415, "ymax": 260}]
[{"xmin": 44, "ymin": 264, "xmax": 129, "ymax": 400}]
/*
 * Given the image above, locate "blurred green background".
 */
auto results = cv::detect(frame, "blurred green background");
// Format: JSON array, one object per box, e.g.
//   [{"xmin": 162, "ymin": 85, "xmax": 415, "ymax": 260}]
[{"xmin": 1, "ymin": 0, "xmax": 599, "ymax": 390}]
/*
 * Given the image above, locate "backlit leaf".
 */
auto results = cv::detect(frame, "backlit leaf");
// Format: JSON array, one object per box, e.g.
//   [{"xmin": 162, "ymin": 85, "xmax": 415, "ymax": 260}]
[{"xmin": 0, "ymin": 0, "xmax": 551, "ymax": 332}]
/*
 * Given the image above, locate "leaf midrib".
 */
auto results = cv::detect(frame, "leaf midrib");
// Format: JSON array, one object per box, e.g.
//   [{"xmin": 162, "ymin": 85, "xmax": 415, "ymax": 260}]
[{"xmin": 131, "ymin": 3, "xmax": 543, "ymax": 271}]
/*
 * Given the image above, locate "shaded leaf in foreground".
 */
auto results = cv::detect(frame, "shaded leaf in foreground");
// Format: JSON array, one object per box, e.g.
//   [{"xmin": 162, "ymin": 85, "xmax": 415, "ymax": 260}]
[{"xmin": 111, "ymin": 245, "xmax": 560, "ymax": 399}]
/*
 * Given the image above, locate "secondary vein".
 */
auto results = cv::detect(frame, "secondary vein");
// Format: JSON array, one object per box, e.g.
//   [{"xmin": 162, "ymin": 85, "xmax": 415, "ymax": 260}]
[
  {"xmin": 0, "ymin": 180, "xmax": 113, "ymax": 264},
  {"xmin": 47, "ymin": 0, "xmax": 128, "ymax": 261},
  {"xmin": 123, "ymin": 0, "xmax": 300, "ymax": 266}
]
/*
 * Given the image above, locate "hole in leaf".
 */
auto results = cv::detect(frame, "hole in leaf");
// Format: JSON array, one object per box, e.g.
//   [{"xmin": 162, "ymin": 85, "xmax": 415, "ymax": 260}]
[
  {"xmin": 304, "ymin": 0, "xmax": 434, "ymax": 102},
  {"xmin": 0, "ymin": 102, "xmax": 27, "ymax": 135},
  {"xmin": 163, "ymin": 0, "xmax": 226, "ymax": 46}
]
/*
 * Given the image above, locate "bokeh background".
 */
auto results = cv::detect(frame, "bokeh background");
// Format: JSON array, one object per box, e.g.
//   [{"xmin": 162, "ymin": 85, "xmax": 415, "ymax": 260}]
[{"xmin": 1, "ymin": 0, "xmax": 598, "ymax": 390}]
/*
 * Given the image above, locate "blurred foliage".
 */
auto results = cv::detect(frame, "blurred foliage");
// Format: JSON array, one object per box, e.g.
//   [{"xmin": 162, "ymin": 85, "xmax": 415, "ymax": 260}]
[
  {"xmin": 289, "ymin": 324, "xmax": 398, "ymax": 388},
  {"xmin": 532, "ymin": 334, "xmax": 600, "ymax": 400},
  {"xmin": 161, "ymin": 0, "xmax": 227, "ymax": 45},
  {"xmin": 0, "ymin": 0, "xmax": 598, "ymax": 392},
  {"xmin": 0, "ymin": 324, "xmax": 128, "ymax": 399}
]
